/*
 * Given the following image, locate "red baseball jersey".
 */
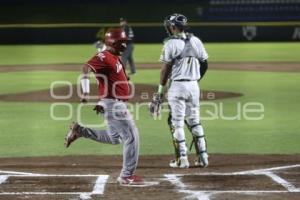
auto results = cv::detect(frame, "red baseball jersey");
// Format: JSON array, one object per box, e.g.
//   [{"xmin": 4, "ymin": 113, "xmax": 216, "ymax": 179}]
[{"xmin": 86, "ymin": 50, "xmax": 130, "ymax": 101}]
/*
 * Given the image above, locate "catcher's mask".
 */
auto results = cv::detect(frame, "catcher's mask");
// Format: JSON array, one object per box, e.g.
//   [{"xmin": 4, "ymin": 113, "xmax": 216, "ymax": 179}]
[
  {"xmin": 164, "ymin": 13, "xmax": 188, "ymax": 36},
  {"xmin": 104, "ymin": 28, "xmax": 128, "ymax": 55}
]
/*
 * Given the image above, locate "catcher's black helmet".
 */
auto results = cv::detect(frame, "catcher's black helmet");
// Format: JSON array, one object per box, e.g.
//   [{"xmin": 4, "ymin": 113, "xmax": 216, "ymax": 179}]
[{"xmin": 164, "ymin": 13, "xmax": 188, "ymax": 35}]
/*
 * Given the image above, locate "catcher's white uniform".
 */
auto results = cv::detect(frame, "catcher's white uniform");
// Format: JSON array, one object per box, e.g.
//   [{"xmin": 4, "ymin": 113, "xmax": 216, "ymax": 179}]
[{"xmin": 160, "ymin": 32, "xmax": 208, "ymax": 167}]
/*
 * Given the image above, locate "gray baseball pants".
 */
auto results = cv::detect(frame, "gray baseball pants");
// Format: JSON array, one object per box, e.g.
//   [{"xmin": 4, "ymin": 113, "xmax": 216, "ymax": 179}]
[{"xmin": 77, "ymin": 98, "xmax": 139, "ymax": 178}]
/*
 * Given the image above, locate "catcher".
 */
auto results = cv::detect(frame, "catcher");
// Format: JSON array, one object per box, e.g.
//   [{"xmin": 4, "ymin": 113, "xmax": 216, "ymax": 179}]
[{"xmin": 150, "ymin": 13, "xmax": 209, "ymax": 168}]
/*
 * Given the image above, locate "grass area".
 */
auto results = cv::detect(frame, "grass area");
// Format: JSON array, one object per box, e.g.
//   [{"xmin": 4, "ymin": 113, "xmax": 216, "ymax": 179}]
[
  {"xmin": 0, "ymin": 42, "xmax": 300, "ymax": 65},
  {"xmin": 0, "ymin": 69, "xmax": 300, "ymax": 157},
  {"xmin": 0, "ymin": 71, "xmax": 78, "ymax": 94},
  {"xmin": 0, "ymin": 42, "xmax": 299, "ymax": 157}
]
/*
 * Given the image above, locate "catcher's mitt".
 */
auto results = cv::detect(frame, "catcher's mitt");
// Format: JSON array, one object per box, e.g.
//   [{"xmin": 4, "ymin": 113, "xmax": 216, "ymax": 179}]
[{"xmin": 149, "ymin": 93, "xmax": 163, "ymax": 118}]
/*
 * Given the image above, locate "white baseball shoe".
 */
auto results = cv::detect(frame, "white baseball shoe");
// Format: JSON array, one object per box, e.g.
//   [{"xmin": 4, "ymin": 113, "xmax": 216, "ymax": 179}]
[
  {"xmin": 169, "ymin": 156, "xmax": 189, "ymax": 168},
  {"xmin": 194, "ymin": 152, "xmax": 209, "ymax": 168},
  {"xmin": 169, "ymin": 159, "xmax": 179, "ymax": 168}
]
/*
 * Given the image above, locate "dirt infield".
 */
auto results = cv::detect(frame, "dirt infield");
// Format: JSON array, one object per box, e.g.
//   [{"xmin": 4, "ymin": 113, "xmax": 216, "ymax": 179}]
[
  {"xmin": 0, "ymin": 154, "xmax": 300, "ymax": 200},
  {"xmin": 0, "ymin": 63, "xmax": 250, "ymax": 103},
  {"xmin": 0, "ymin": 62, "xmax": 300, "ymax": 73},
  {"xmin": 0, "ymin": 83, "xmax": 242, "ymax": 103}
]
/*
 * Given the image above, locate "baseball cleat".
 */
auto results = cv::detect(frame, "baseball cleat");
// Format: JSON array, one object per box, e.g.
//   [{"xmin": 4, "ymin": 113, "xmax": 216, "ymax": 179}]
[
  {"xmin": 169, "ymin": 159, "xmax": 179, "ymax": 168},
  {"xmin": 117, "ymin": 175, "xmax": 143, "ymax": 186},
  {"xmin": 64, "ymin": 122, "xmax": 81, "ymax": 148},
  {"xmin": 169, "ymin": 156, "xmax": 189, "ymax": 168},
  {"xmin": 194, "ymin": 152, "xmax": 209, "ymax": 168},
  {"xmin": 179, "ymin": 156, "xmax": 190, "ymax": 168}
]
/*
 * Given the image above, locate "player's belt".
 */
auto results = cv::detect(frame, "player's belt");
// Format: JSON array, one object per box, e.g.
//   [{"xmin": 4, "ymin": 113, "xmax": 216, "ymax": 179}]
[
  {"xmin": 104, "ymin": 97, "xmax": 128, "ymax": 102},
  {"xmin": 173, "ymin": 79, "xmax": 193, "ymax": 82},
  {"xmin": 115, "ymin": 98, "xmax": 127, "ymax": 102}
]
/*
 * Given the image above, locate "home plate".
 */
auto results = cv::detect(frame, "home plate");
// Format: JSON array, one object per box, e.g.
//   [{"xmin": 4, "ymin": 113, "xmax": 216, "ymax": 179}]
[{"xmin": 122, "ymin": 181, "xmax": 160, "ymax": 187}]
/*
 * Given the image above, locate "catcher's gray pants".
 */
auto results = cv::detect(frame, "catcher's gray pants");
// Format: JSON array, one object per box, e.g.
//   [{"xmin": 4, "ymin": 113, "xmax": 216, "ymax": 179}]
[
  {"xmin": 168, "ymin": 81, "xmax": 206, "ymax": 157},
  {"xmin": 121, "ymin": 43, "xmax": 136, "ymax": 74},
  {"xmin": 78, "ymin": 99, "xmax": 139, "ymax": 178}
]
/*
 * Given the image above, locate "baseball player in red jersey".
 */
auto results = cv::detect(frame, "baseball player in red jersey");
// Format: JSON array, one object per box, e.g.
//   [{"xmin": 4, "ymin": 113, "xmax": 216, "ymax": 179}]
[{"xmin": 64, "ymin": 28, "xmax": 142, "ymax": 186}]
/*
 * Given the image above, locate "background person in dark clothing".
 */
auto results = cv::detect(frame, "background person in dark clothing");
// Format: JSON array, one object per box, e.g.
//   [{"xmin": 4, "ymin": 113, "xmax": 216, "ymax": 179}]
[
  {"xmin": 94, "ymin": 27, "xmax": 109, "ymax": 52},
  {"xmin": 120, "ymin": 18, "xmax": 136, "ymax": 74}
]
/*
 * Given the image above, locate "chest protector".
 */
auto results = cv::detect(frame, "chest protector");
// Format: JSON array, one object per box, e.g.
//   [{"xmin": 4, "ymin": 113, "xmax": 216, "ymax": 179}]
[{"xmin": 173, "ymin": 33, "xmax": 198, "ymax": 60}]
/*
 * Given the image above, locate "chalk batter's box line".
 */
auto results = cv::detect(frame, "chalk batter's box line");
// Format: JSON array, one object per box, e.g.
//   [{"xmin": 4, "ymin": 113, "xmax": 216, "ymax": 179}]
[
  {"xmin": 0, "ymin": 173, "xmax": 109, "ymax": 199},
  {"xmin": 0, "ymin": 192, "xmax": 92, "ymax": 195},
  {"xmin": 1, "ymin": 174, "xmax": 105, "ymax": 177},
  {"xmin": 163, "ymin": 164, "xmax": 300, "ymax": 200},
  {"xmin": 0, "ymin": 190, "xmax": 298, "ymax": 196},
  {"xmin": 1, "ymin": 164, "xmax": 300, "ymax": 177},
  {"xmin": 1, "ymin": 164, "xmax": 300, "ymax": 197}
]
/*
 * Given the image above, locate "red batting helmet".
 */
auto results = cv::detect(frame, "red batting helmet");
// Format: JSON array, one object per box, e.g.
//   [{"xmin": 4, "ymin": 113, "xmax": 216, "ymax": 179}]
[{"xmin": 104, "ymin": 28, "xmax": 127, "ymax": 54}]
